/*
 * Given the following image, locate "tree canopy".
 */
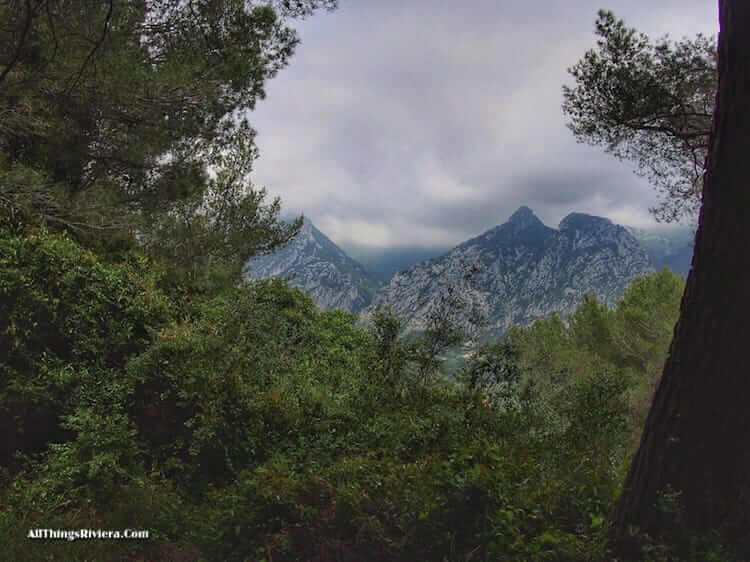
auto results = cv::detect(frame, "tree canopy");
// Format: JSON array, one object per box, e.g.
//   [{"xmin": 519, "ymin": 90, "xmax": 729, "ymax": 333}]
[
  {"xmin": 2, "ymin": 230, "xmax": 694, "ymax": 560},
  {"xmin": 0, "ymin": 0, "xmax": 335, "ymax": 283},
  {"xmin": 563, "ymin": 10, "xmax": 716, "ymax": 223},
  {"xmin": 1, "ymin": 2, "xmax": 742, "ymax": 559}
]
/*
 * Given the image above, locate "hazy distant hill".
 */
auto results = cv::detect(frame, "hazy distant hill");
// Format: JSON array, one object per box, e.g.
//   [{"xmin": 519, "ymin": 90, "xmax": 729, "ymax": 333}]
[
  {"xmin": 344, "ymin": 246, "xmax": 451, "ymax": 283},
  {"xmin": 244, "ymin": 219, "xmax": 379, "ymax": 313},
  {"xmin": 626, "ymin": 226, "xmax": 694, "ymax": 278},
  {"xmin": 368, "ymin": 207, "xmax": 655, "ymax": 337}
]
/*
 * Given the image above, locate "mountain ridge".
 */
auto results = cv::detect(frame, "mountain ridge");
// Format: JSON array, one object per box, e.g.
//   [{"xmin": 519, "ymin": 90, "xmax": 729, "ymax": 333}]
[
  {"xmin": 243, "ymin": 209, "xmax": 686, "ymax": 330},
  {"xmin": 244, "ymin": 218, "xmax": 379, "ymax": 313},
  {"xmin": 368, "ymin": 207, "xmax": 655, "ymax": 336}
]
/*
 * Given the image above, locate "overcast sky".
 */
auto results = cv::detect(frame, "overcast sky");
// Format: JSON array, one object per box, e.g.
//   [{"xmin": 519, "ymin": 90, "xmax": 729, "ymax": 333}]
[{"xmin": 249, "ymin": 0, "xmax": 718, "ymax": 251}]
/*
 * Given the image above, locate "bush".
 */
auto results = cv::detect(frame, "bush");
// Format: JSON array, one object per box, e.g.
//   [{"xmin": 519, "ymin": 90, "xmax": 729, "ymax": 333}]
[
  {"xmin": 0, "ymin": 231, "xmax": 172, "ymax": 468},
  {"xmin": 1, "ymin": 237, "xmax": 704, "ymax": 560}
]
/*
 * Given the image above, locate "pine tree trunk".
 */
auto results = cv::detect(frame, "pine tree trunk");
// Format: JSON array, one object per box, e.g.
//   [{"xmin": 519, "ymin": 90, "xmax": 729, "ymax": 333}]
[{"xmin": 612, "ymin": 1, "xmax": 750, "ymax": 556}]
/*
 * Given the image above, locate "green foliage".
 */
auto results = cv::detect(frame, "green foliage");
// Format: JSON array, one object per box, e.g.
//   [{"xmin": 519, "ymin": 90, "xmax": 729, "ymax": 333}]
[
  {"xmin": 370, "ymin": 304, "xmax": 408, "ymax": 389},
  {"xmin": 8, "ymin": 2, "xmax": 701, "ymax": 560},
  {"xmin": 1, "ymin": 230, "xmax": 720, "ymax": 561},
  {"xmin": 408, "ymin": 283, "xmax": 468, "ymax": 385},
  {"xmin": 461, "ymin": 340, "xmax": 521, "ymax": 413},
  {"xmin": 125, "ymin": 279, "xmax": 373, "ymax": 489},
  {"xmin": 507, "ymin": 312, "xmax": 578, "ymax": 389},
  {"xmin": 568, "ymin": 294, "xmax": 617, "ymax": 360},
  {"xmin": 0, "ymin": 5, "xmax": 724, "ymax": 556},
  {"xmin": 139, "ymin": 121, "xmax": 303, "ymax": 288},
  {"xmin": 563, "ymin": 10, "xmax": 715, "ymax": 222},
  {"xmin": 0, "ymin": 0, "xmax": 334, "ymax": 286},
  {"xmin": 612, "ymin": 269, "xmax": 684, "ymax": 371},
  {"xmin": 509, "ymin": 270, "xmax": 684, "ymax": 448},
  {"xmin": 0, "ymin": 231, "xmax": 172, "ymax": 468}
]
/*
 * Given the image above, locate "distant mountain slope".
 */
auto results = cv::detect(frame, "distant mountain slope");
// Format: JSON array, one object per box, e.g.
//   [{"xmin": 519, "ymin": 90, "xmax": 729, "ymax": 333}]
[
  {"xmin": 244, "ymin": 219, "xmax": 379, "ymax": 313},
  {"xmin": 343, "ymin": 246, "xmax": 451, "ymax": 284},
  {"xmin": 626, "ymin": 226, "xmax": 695, "ymax": 277},
  {"xmin": 369, "ymin": 207, "xmax": 655, "ymax": 336}
]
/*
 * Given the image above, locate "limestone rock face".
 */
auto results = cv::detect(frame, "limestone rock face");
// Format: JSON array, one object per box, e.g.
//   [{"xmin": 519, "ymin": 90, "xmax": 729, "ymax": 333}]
[
  {"xmin": 244, "ymin": 219, "xmax": 379, "ymax": 313},
  {"xmin": 368, "ymin": 207, "xmax": 654, "ymax": 336}
]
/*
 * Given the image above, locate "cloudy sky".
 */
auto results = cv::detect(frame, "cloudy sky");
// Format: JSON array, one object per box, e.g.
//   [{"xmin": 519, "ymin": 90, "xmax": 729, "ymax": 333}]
[{"xmin": 249, "ymin": 0, "xmax": 717, "ymax": 252}]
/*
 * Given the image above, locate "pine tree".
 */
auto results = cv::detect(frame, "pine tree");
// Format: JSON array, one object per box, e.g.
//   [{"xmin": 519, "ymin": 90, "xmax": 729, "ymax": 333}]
[{"xmin": 612, "ymin": 2, "xmax": 750, "ymax": 556}]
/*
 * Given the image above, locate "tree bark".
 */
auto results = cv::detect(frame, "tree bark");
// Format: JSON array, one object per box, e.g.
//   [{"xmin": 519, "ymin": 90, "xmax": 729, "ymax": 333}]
[{"xmin": 612, "ymin": 0, "xmax": 750, "ymax": 557}]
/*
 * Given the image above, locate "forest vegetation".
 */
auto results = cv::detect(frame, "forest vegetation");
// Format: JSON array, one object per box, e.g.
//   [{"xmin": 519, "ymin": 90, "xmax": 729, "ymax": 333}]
[{"xmin": 1, "ymin": 1, "xmax": 746, "ymax": 560}]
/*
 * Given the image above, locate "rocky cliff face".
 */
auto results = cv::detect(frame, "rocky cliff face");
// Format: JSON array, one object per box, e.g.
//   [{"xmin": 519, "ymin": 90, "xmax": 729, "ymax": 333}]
[
  {"xmin": 244, "ymin": 219, "xmax": 379, "ymax": 313},
  {"xmin": 369, "ymin": 207, "xmax": 655, "ymax": 336}
]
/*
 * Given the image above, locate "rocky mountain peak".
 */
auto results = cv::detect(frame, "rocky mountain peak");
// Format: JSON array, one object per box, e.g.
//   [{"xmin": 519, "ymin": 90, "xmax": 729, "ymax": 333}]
[
  {"xmin": 370, "ymin": 208, "xmax": 654, "ymax": 337},
  {"xmin": 461, "ymin": 206, "xmax": 553, "ymax": 252},
  {"xmin": 558, "ymin": 212, "xmax": 613, "ymax": 232},
  {"xmin": 245, "ymin": 219, "xmax": 379, "ymax": 313},
  {"xmin": 507, "ymin": 205, "xmax": 544, "ymax": 231}
]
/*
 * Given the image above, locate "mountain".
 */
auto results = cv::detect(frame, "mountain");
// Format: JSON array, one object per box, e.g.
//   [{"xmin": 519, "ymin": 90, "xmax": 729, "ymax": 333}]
[
  {"xmin": 368, "ymin": 206, "xmax": 655, "ymax": 336},
  {"xmin": 244, "ymin": 219, "xmax": 379, "ymax": 313},
  {"xmin": 625, "ymin": 226, "xmax": 695, "ymax": 277}
]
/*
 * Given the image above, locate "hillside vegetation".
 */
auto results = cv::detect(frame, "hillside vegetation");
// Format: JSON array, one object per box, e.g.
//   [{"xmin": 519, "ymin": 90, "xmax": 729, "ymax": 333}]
[
  {"xmin": 0, "ymin": 1, "xmax": 732, "ymax": 558},
  {"xmin": 3, "ymin": 229, "xmax": 731, "ymax": 561}
]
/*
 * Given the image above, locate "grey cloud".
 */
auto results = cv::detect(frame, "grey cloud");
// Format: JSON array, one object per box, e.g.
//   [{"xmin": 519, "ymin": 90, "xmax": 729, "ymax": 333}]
[{"xmin": 250, "ymin": 0, "xmax": 717, "ymax": 249}]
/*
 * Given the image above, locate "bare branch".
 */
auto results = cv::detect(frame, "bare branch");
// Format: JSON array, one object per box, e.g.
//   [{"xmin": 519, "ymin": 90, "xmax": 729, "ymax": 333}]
[
  {"xmin": 65, "ymin": 0, "xmax": 114, "ymax": 94},
  {"xmin": 0, "ymin": 0, "xmax": 39, "ymax": 88}
]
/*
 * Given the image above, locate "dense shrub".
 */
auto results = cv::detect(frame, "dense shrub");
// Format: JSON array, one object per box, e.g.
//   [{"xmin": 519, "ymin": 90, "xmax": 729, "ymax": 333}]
[
  {"xmin": 3, "ymin": 236, "xmax": 718, "ymax": 560},
  {"xmin": 0, "ymin": 232, "xmax": 172, "ymax": 468}
]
